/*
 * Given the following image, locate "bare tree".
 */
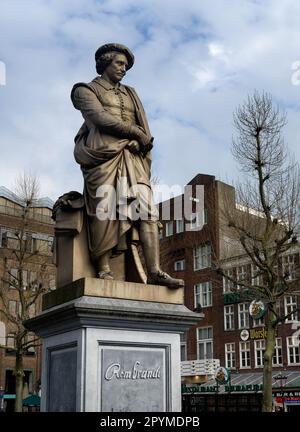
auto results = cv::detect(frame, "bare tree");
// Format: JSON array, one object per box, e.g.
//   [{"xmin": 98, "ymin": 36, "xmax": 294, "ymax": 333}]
[
  {"xmin": 219, "ymin": 91, "xmax": 300, "ymax": 412},
  {"xmin": 0, "ymin": 174, "xmax": 53, "ymax": 412}
]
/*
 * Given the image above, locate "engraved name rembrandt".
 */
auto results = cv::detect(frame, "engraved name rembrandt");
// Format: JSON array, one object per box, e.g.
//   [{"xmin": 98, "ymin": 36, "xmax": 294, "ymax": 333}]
[{"xmin": 104, "ymin": 361, "xmax": 161, "ymax": 380}]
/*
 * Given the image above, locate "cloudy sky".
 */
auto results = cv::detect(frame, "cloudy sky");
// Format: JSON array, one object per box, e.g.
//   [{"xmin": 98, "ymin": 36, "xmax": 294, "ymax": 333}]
[{"xmin": 0, "ymin": 0, "xmax": 300, "ymax": 201}]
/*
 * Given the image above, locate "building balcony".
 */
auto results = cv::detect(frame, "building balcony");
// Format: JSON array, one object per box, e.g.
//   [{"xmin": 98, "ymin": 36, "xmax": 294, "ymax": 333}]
[{"xmin": 181, "ymin": 359, "xmax": 220, "ymax": 377}]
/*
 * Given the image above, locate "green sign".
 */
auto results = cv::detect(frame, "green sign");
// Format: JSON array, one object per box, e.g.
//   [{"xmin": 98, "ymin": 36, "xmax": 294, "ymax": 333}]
[
  {"xmin": 182, "ymin": 384, "xmax": 263, "ymax": 393},
  {"xmin": 224, "ymin": 293, "xmax": 241, "ymax": 305},
  {"xmin": 223, "ymin": 290, "xmax": 252, "ymax": 305}
]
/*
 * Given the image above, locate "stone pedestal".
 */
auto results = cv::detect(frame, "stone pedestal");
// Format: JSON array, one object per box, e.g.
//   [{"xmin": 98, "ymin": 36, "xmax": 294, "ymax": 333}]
[{"xmin": 25, "ymin": 278, "xmax": 202, "ymax": 412}]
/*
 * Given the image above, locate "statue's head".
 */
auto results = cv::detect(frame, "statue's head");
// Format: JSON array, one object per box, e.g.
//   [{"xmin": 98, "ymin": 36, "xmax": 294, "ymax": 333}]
[{"xmin": 95, "ymin": 43, "xmax": 134, "ymax": 75}]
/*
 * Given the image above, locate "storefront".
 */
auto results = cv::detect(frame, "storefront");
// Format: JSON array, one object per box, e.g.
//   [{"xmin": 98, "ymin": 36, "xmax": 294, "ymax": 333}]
[
  {"xmin": 182, "ymin": 371, "xmax": 300, "ymax": 412},
  {"xmin": 182, "ymin": 381, "xmax": 262, "ymax": 412}
]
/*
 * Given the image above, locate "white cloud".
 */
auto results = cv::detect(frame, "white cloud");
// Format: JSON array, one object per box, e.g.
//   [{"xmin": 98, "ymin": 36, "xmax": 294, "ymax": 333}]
[{"xmin": 0, "ymin": 0, "xmax": 299, "ymax": 201}]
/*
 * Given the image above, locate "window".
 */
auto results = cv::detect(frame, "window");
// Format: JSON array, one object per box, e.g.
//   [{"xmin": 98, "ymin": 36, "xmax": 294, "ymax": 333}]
[
  {"xmin": 251, "ymin": 264, "xmax": 263, "ymax": 286},
  {"xmin": 282, "ymin": 254, "xmax": 297, "ymax": 280},
  {"xmin": 29, "ymin": 271, "xmax": 37, "ymax": 291},
  {"xmin": 8, "ymin": 300, "xmax": 17, "ymax": 317},
  {"xmin": 254, "ymin": 340, "xmax": 265, "ymax": 368},
  {"xmin": 6, "ymin": 333, "xmax": 15, "ymax": 351},
  {"xmin": 9, "ymin": 269, "xmax": 28, "ymax": 290},
  {"xmin": 287, "ymin": 336, "xmax": 300, "ymax": 365},
  {"xmin": 180, "ymin": 333, "xmax": 187, "ymax": 361},
  {"xmin": 165, "ymin": 221, "xmax": 173, "ymax": 237},
  {"xmin": 224, "ymin": 305, "xmax": 235, "ymax": 330},
  {"xmin": 236, "ymin": 265, "xmax": 249, "ymax": 290},
  {"xmin": 273, "ymin": 338, "xmax": 283, "ymax": 366},
  {"xmin": 190, "ymin": 212, "xmax": 202, "ymax": 230},
  {"xmin": 176, "ymin": 219, "xmax": 184, "ymax": 233},
  {"xmin": 225, "ymin": 343, "xmax": 236, "ymax": 369},
  {"xmin": 25, "ymin": 234, "xmax": 33, "ymax": 253},
  {"xmin": 22, "ymin": 270, "xmax": 28, "ymax": 290},
  {"xmin": 0, "ymin": 229, "xmax": 8, "ymax": 248},
  {"xmin": 238, "ymin": 303, "xmax": 249, "ymax": 329},
  {"xmin": 197, "ymin": 327, "xmax": 213, "ymax": 360},
  {"xmin": 194, "ymin": 282, "xmax": 212, "ymax": 308},
  {"xmin": 9, "ymin": 268, "xmax": 18, "ymax": 289},
  {"xmin": 284, "ymin": 296, "xmax": 298, "ymax": 322},
  {"xmin": 33, "ymin": 238, "xmax": 52, "ymax": 255},
  {"xmin": 252, "ymin": 315, "xmax": 265, "ymax": 327},
  {"xmin": 193, "ymin": 243, "xmax": 211, "ymax": 270},
  {"xmin": 26, "ymin": 333, "xmax": 36, "ymax": 354},
  {"xmin": 239, "ymin": 341, "xmax": 251, "ymax": 368},
  {"xmin": 174, "ymin": 260, "xmax": 185, "ymax": 271},
  {"xmin": 223, "ymin": 268, "xmax": 235, "ymax": 293},
  {"xmin": 28, "ymin": 304, "xmax": 36, "ymax": 318},
  {"xmin": 6, "ymin": 231, "xmax": 19, "ymax": 250}
]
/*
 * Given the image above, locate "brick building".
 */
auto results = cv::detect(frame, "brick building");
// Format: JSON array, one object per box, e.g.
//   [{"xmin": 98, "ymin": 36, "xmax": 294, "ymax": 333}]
[
  {"xmin": 158, "ymin": 174, "xmax": 300, "ymax": 412},
  {"xmin": 0, "ymin": 186, "xmax": 55, "ymax": 411}
]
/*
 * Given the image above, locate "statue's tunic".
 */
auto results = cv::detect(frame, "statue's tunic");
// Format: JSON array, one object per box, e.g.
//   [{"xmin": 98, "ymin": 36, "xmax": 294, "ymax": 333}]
[{"xmin": 71, "ymin": 76, "xmax": 157, "ymax": 259}]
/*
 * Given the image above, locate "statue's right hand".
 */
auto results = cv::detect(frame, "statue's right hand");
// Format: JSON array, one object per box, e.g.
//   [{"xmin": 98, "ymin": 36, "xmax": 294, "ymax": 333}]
[
  {"xmin": 131, "ymin": 126, "xmax": 151, "ymax": 147},
  {"xmin": 126, "ymin": 140, "xmax": 140, "ymax": 154}
]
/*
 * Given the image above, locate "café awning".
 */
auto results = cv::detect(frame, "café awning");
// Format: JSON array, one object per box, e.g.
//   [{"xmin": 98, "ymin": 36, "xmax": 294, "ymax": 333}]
[{"xmin": 23, "ymin": 394, "xmax": 41, "ymax": 406}]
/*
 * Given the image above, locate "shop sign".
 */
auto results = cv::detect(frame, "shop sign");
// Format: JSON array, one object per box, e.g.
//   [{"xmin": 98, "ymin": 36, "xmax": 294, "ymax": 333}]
[
  {"xmin": 215, "ymin": 367, "xmax": 230, "ymax": 384},
  {"xmin": 273, "ymin": 391, "xmax": 300, "ymax": 398},
  {"xmin": 224, "ymin": 384, "xmax": 262, "ymax": 393},
  {"xmin": 249, "ymin": 300, "xmax": 267, "ymax": 320},
  {"xmin": 224, "ymin": 290, "xmax": 251, "ymax": 305},
  {"xmin": 275, "ymin": 396, "xmax": 300, "ymax": 404},
  {"xmin": 249, "ymin": 328, "xmax": 277, "ymax": 340},
  {"xmin": 182, "ymin": 384, "xmax": 263, "ymax": 394},
  {"xmin": 240, "ymin": 329, "xmax": 250, "ymax": 341}
]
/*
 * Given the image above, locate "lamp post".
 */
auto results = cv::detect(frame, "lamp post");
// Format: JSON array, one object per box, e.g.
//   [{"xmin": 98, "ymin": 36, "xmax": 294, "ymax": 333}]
[
  {"xmin": 274, "ymin": 372, "xmax": 288, "ymax": 412},
  {"xmin": 0, "ymin": 386, "xmax": 5, "ymax": 412}
]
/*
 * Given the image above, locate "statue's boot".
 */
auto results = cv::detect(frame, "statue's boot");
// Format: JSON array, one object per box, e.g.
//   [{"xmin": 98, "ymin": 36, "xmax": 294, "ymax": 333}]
[
  {"xmin": 139, "ymin": 221, "xmax": 184, "ymax": 289},
  {"xmin": 96, "ymin": 251, "xmax": 114, "ymax": 280}
]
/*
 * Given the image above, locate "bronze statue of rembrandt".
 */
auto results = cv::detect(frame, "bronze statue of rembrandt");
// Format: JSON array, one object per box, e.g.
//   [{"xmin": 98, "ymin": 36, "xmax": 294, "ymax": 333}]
[{"xmin": 70, "ymin": 43, "xmax": 183, "ymax": 289}]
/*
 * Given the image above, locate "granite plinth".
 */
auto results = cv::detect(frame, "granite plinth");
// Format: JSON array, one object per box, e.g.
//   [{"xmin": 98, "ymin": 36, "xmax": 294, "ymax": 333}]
[
  {"xmin": 42, "ymin": 277, "xmax": 184, "ymax": 311},
  {"xmin": 25, "ymin": 279, "xmax": 203, "ymax": 412}
]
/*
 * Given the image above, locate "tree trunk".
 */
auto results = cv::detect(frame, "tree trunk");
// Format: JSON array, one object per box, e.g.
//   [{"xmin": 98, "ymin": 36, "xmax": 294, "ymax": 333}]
[
  {"xmin": 262, "ymin": 312, "xmax": 276, "ymax": 412},
  {"xmin": 14, "ymin": 351, "xmax": 24, "ymax": 412}
]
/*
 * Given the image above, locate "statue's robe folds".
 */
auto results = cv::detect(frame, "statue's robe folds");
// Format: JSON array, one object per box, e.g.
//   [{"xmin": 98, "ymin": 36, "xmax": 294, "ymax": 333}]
[{"xmin": 71, "ymin": 76, "xmax": 157, "ymax": 261}]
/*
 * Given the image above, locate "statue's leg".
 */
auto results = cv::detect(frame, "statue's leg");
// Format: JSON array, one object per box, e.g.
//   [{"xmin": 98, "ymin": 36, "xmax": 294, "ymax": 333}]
[
  {"xmin": 96, "ymin": 251, "xmax": 114, "ymax": 280},
  {"xmin": 139, "ymin": 221, "xmax": 184, "ymax": 289}
]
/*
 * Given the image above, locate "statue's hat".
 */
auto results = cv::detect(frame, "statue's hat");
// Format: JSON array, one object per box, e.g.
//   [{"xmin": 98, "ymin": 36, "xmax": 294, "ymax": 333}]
[{"xmin": 95, "ymin": 43, "xmax": 134, "ymax": 70}]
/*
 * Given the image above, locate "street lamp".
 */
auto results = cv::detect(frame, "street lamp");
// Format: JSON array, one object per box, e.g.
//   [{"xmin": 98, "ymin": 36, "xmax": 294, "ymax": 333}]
[
  {"xmin": 274, "ymin": 372, "xmax": 288, "ymax": 412},
  {"xmin": 0, "ymin": 386, "xmax": 5, "ymax": 412}
]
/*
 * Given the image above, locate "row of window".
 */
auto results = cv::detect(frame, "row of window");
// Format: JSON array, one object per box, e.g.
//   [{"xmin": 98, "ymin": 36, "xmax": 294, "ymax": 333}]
[
  {"xmin": 174, "ymin": 242, "xmax": 212, "ymax": 272},
  {"xmin": 192, "ymin": 276, "xmax": 298, "ymax": 325},
  {"xmin": 173, "ymin": 249, "xmax": 298, "ymax": 281},
  {"xmin": 6, "ymin": 332, "xmax": 36, "ymax": 354},
  {"xmin": 163, "ymin": 210, "xmax": 208, "ymax": 238},
  {"xmin": 223, "ymin": 255, "xmax": 299, "ymax": 292},
  {"xmin": 7, "ymin": 269, "xmax": 56, "ymax": 291},
  {"xmin": 225, "ymin": 338, "xmax": 300, "ymax": 368},
  {"xmin": 8, "ymin": 299, "xmax": 36, "ymax": 319},
  {"xmin": 195, "ymin": 327, "xmax": 300, "ymax": 367},
  {"xmin": 0, "ymin": 229, "xmax": 53, "ymax": 255},
  {"xmin": 224, "ymin": 297, "xmax": 298, "ymax": 330}
]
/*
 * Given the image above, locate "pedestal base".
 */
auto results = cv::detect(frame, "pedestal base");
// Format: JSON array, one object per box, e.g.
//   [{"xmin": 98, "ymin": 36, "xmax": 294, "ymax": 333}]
[{"xmin": 25, "ymin": 279, "xmax": 202, "ymax": 412}]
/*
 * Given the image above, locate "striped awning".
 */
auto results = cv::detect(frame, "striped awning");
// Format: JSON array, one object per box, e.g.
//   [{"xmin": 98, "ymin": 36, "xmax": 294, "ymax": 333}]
[{"xmin": 202, "ymin": 371, "xmax": 300, "ymax": 392}]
